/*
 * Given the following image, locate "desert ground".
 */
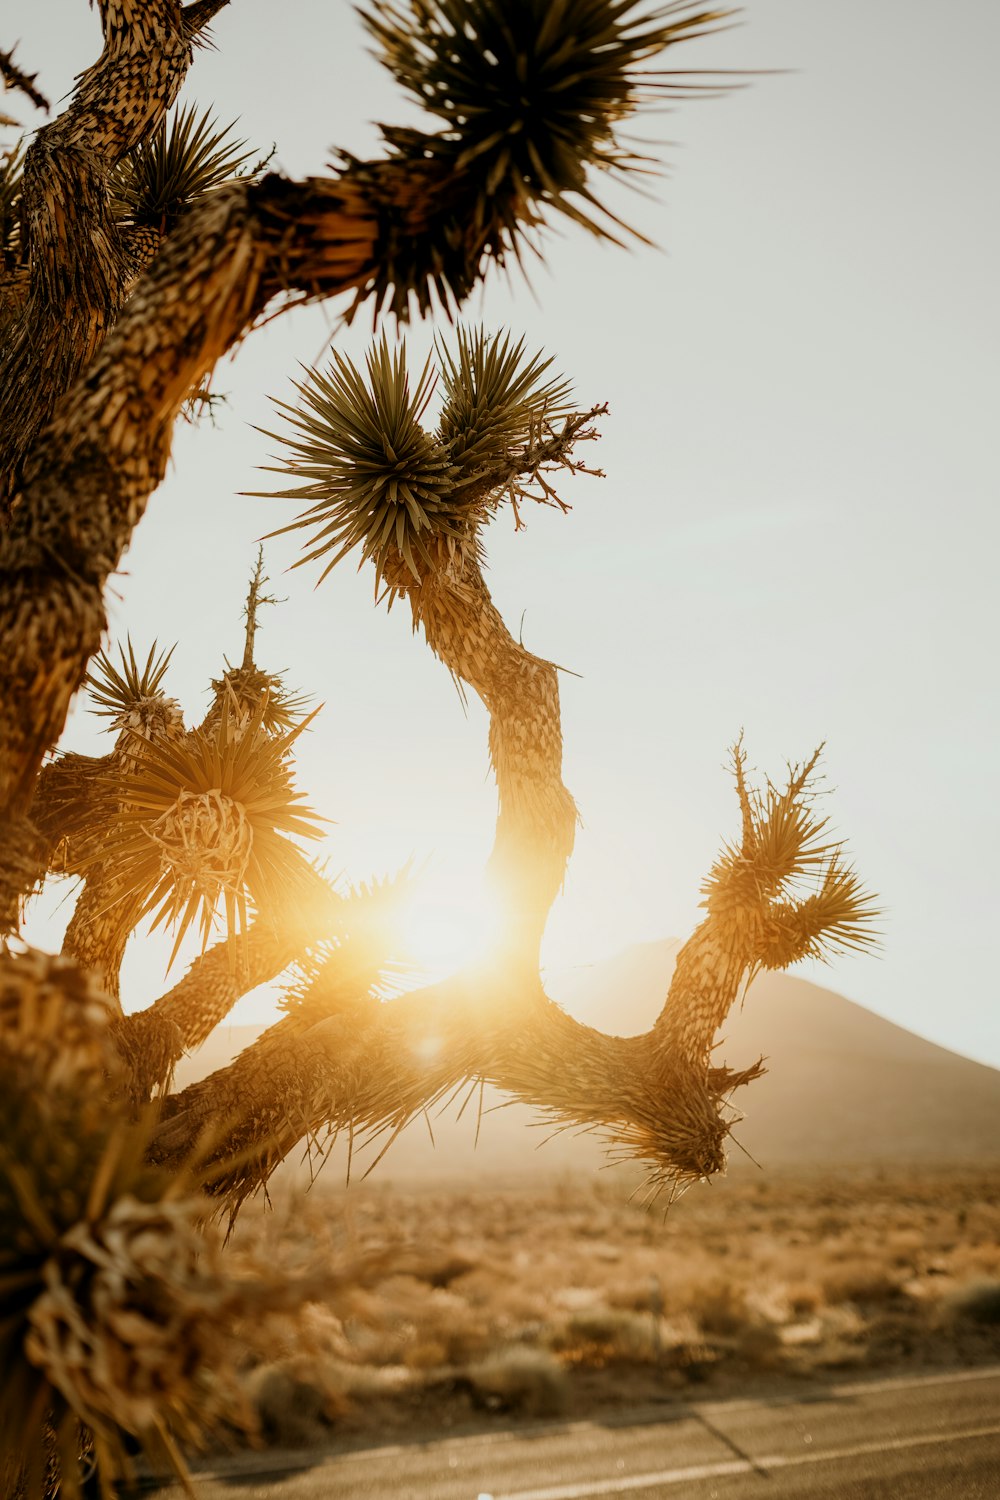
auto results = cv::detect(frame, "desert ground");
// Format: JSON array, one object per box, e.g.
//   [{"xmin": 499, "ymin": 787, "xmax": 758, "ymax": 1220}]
[
  {"xmin": 216, "ymin": 1165, "xmax": 1000, "ymax": 1453},
  {"xmin": 168, "ymin": 953, "xmax": 1000, "ymax": 1460}
]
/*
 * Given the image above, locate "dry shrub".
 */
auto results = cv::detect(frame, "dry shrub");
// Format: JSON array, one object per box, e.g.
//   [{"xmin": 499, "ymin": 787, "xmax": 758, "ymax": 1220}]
[
  {"xmin": 735, "ymin": 1324, "xmax": 784, "ymax": 1370},
  {"xmin": 687, "ymin": 1278, "xmax": 749, "ymax": 1337},
  {"xmin": 606, "ymin": 1277, "xmax": 661, "ymax": 1314},
  {"xmin": 244, "ymin": 1363, "xmax": 345, "ymax": 1447},
  {"xmin": 551, "ymin": 1307, "xmax": 658, "ymax": 1363},
  {"xmin": 820, "ymin": 1260, "xmax": 904, "ymax": 1305},
  {"xmin": 947, "ymin": 1280, "xmax": 1000, "ymax": 1326},
  {"xmin": 403, "ymin": 1339, "xmax": 449, "ymax": 1370},
  {"xmin": 408, "ymin": 1253, "xmax": 478, "ymax": 1288},
  {"xmin": 783, "ymin": 1280, "xmax": 824, "ymax": 1316},
  {"xmin": 466, "ymin": 1346, "xmax": 568, "ymax": 1416}
]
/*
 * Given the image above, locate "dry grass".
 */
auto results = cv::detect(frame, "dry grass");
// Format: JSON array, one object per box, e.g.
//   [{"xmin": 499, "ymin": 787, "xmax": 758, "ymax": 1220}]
[{"xmin": 222, "ymin": 1166, "xmax": 1000, "ymax": 1449}]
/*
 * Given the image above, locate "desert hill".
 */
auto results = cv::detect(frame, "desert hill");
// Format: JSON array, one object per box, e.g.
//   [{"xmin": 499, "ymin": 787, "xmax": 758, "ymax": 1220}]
[{"xmin": 171, "ymin": 942, "xmax": 1000, "ymax": 1180}]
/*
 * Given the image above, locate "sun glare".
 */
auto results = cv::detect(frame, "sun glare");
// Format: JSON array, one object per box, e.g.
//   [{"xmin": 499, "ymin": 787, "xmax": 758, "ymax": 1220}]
[{"xmin": 398, "ymin": 871, "xmax": 506, "ymax": 984}]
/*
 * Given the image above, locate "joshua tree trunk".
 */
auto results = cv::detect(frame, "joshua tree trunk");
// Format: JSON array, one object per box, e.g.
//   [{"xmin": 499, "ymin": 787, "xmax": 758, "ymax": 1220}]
[{"xmin": 0, "ymin": 5, "xmax": 878, "ymax": 1492}]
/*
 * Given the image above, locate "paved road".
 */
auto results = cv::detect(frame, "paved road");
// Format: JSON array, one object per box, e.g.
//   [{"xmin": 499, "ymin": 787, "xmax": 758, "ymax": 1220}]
[{"xmin": 146, "ymin": 1366, "xmax": 1000, "ymax": 1499}]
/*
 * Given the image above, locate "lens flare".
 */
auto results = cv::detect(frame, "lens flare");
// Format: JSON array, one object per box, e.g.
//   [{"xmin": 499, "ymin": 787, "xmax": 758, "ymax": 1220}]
[{"xmin": 398, "ymin": 872, "xmax": 505, "ymax": 983}]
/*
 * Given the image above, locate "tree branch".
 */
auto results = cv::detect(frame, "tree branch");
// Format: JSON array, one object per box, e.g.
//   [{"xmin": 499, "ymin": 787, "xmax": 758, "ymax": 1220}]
[
  {"xmin": 152, "ymin": 963, "xmax": 762, "ymax": 1216},
  {"xmin": 0, "ymin": 135, "xmax": 609, "ymax": 922},
  {"xmin": 0, "ymin": 0, "xmax": 193, "ymax": 514}
]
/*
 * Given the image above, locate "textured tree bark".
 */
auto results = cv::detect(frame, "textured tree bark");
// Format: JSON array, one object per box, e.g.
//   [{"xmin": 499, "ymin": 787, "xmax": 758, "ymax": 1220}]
[
  {"xmin": 401, "ymin": 552, "xmax": 578, "ymax": 965},
  {"xmin": 152, "ymin": 962, "xmax": 764, "ymax": 1212},
  {"xmin": 0, "ymin": 147, "xmax": 595, "ymax": 926},
  {"xmin": 0, "ymin": 0, "xmax": 194, "ymax": 514},
  {"xmin": 0, "ymin": 1, "xmax": 872, "ymax": 1212}
]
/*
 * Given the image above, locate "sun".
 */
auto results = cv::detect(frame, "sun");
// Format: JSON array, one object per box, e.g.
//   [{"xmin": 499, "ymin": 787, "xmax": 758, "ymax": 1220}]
[{"xmin": 397, "ymin": 869, "xmax": 506, "ymax": 983}]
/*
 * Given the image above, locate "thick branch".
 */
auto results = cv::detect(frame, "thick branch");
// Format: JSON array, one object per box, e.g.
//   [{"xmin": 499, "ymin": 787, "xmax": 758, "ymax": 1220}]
[
  {"xmin": 0, "ymin": 0, "xmax": 193, "ymax": 512},
  {"xmin": 152, "ymin": 967, "xmax": 761, "ymax": 1212},
  {"xmin": 0, "ymin": 141, "xmax": 587, "ymax": 919},
  {"xmin": 390, "ymin": 550, "xmax": 577, "ymax": 963}
]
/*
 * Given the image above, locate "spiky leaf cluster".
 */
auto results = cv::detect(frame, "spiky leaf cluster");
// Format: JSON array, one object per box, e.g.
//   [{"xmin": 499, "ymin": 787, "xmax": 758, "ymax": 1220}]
[
  {"xmin": 109, "ymin": 103, "xmax": 254, "ymax": 230},
  {"xmin": 86, "ymin": 638, "xmax": 177, "ymax": 728},
  {"xmin": 208, "ymin": 666, "xmax": 313, "ymax": 736},
  {"xmin": 262, "ymin": 337, "xmax": 459, "ymax": 584},
  {"xmin": 438, "ymin": 327, "xmax": 573, "ymax": 478},
  {"xmin": 85, "ymin": 698, "xmax": 324, "ymax": 966},
  {"xmin": 261, "ymin": 327, "xmax": 578, "ymax": 588},
  {"xmin": 703, "ymin": 744, "xmax": 881, "ymax": 966},
  {"xmin": 350, "ymin": 0, "xmax": 728, "ymax": 312}
]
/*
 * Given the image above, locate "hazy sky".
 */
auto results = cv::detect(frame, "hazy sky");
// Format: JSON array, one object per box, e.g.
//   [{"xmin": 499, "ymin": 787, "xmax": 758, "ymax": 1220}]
[{"xmin": 10, "ymin": 2, "xmax": 999, "ymax": 1065}]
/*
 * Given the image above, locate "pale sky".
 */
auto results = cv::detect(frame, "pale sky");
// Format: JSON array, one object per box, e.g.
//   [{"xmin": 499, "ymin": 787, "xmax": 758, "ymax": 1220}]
[{"xmin": 10, "ymin": 1, "xmax": 999, "ymax": 1066}]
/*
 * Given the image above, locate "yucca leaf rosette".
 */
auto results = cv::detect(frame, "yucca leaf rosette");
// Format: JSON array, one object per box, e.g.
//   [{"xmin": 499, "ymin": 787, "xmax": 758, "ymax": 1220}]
[
  {"xmin": 349, "ymin": 0, "xmax": 730, "ymax": 314},
  {"xmin": 33, "ymin": 644, "xmax": 183, "ymax": 885},
  {"xmin": 109, "ymin": 102, "xmax": 255, "ymax": 231},
  {"xmin": 437, "ymin": 326, "xmax": 574, "ymax": 483},
  {"xmin": 261, "ymin": 336, "xmax": 459, "ymax": 586},
  {"xmin": 703, "ymin": 744, "xmax": 882, "ymax": 970},
  {"xmin": 86, "ymin": 637, "xmax": 182, "ymax": 742},
  {"xmin": 88, "ymin": 697, "xmax": 324, "ymax": 965},
  {"xmin": 261, "ymin": 327, "xmax": 582, "ymax": 591},
  {"xmin": 207, "ymin": 666, "xmax": 313, "ymax": 736}
]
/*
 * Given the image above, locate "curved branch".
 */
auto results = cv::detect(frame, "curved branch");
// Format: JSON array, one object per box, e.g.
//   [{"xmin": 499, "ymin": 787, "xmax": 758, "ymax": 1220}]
[
  {"xmin": 152, "ymin": 967, "xmax": 762, "ymax": 1214},
  {"xmin": 394, "ymin": 550, "xmax": 577, "ymax": 964},
  {"xmin": 1, "ymin": 2, "xmax": 722, "ymax": 918},
  {"xmin": 0, "ymin": 145, "xmax": 609, "ymax": 920}
]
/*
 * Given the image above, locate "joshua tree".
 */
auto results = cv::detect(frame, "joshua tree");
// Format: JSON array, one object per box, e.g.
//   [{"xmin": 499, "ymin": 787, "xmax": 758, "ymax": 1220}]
[{"xmin": 0, "ymin": 4, "xmax": 878, "ymax": 1494}]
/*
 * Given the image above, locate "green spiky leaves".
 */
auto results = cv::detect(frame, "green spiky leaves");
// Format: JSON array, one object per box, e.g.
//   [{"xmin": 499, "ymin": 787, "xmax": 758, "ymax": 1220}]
[
  {"xmin": 260, "ymin": 327, "xmax": 586, "ymax": 590},
  {"xmin": 703, "ymin": 743, "xmax": 882, "ymax": 969},
  {"xmin": 87, "ymin": 697, "xmax": 324, "ymax": 967},
  {"xmin": 262, "ymin": 338, "xmax": 460, "ymax": 585},
  {"xmin": 351, "ymin": 0, "xmax": 729, "ymax": 312},
  {"xmin": 438, "ymin": 327, "xmax": 573, "ymax": 474},
  {"xmin": 110, "ymin": 102, "xmax": 255, "ymax": 231}
]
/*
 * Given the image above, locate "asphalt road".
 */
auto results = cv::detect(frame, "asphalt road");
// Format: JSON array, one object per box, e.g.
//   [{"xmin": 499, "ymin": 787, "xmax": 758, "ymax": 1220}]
[{"xmin": 146, "ymin": 1365, "xmax": 1000, "ymax": 1499}]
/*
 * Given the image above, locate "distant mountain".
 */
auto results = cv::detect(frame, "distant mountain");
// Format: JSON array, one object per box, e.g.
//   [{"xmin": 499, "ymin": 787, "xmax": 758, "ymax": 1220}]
[{"xmin": 172, "ymin": 941, "xmax": 1000, "ymax": 1181}]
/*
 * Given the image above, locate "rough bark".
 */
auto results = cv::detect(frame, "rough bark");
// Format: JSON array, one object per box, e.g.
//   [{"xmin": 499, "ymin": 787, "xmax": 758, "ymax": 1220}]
[
  {"xmin": 0, "ymin": 0, "xmax": 194, "ymax": 514},
  {"xmin": 152, "ymin": 961, "xmax": 764, "ymax": 1213},
  {"xmin": 403, "ymin": 552, "xmax": 577, "ymax": 964}
]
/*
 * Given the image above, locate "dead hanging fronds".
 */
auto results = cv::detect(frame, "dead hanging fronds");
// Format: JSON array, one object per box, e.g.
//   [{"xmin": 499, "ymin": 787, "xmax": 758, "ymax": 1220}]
[
  {"xmin": 80, "ymin": 696, "xmax": 324, "ymax": 968},
  {"xmin": 0, "ymin": 947, "xmax": 323, "ymax": 1500},
  {"xmin": 0, "ymin": 945, "xmax": 122, "ymax": 1092},
  {"xmin": 702, "ymin": 740, "xmax": 882, "ymax": 969},
  {"xmin": 0, "ymin": 138, "xmax": 25, "ymax": 260}
]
